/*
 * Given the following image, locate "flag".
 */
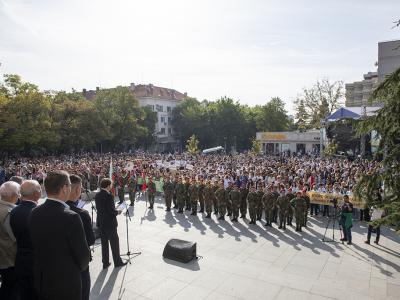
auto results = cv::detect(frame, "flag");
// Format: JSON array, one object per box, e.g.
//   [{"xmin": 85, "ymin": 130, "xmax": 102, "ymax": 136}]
[{"xmin": 109, "ymin": 158, "xmax": 113, "ymax": 179}]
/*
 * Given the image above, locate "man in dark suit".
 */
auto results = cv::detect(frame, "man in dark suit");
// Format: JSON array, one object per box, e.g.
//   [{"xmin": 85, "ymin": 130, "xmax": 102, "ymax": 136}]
[
  {"xmin": 29, "ymin": 170, "xmax": 90, "ymax": 300},
  {"xmin": 10, "ymin": 180, "xmax": 42, "ymax": 300},
  {"xmin": 66, "ymin": 175, "xmax": 95, "ymax": 300},
  {"xmin": 95, "ymin": 178, "xmax": 127, "ymax": 269}
]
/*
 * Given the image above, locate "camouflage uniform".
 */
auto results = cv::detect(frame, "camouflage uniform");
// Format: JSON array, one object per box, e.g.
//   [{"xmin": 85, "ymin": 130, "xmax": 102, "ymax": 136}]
[
  {"xmin": 188, "ymin": 183, "xmax": 199, "ymax": 215},
  {"xmin": 147, "ymin": 180, "xmax": 156, "ymax": 209},
  {"xmin": 247, "ymin": 190, "xmax": 258, "ymax": 224},
  {"xmin": 127, "ymin": 174, "xmax": 137, "ymax": 206},
  {"xmin": 271, "ymin": 191, "xmax": 279, "ymax": 223},
  {"xmin": 215, "ymin": 187, "xmax": 227, "ymax": 220},
  {"xmin": 212, "ymin": 185, "xmax": 219, "ymax": 214},
  {"xmin": 198, "ymin": 182, "xmax": 205, "ymax": 213},
  {"xmin": 172, "ymin": 178, "xmax": 178, "ymax": 208},
  {"xmin": 291, "ymin": 196, "xmax": 306, "ymax": 231},
  {"xmin": 302, "ymin": 193, "xmax": 310, "ymax": 227},
  {"xmin": 226, "ymin": 186, "xmax": 232, "ymax": 216},
  {"xmin": 262, "ymin": 192, "xmax": 275, "ymax": 226},
  {"xmin": 229, "ymin": 188, "xmax": 240, "ymax": 221},
  {"xmin": 277, "ymin": 194, "xmax": 289, "ymax": 229},
  {"xmin": 184, "ymin": 180, "xmax": 191, "ymax": 211},
  {"xmin": 163, "ymin": 180, "xmax": 174, "ymax": 211},
  {"xmin": 176, "ymin": 181, "xmax": 186, "ymax": 213},
  {"xmin": 239, "ymin": 186, "xmax": 249, "ymax": 218},
  {"xmin": 203, "ymin": 183, "xmax": 213, "ymax": 218},
  {"xmin": 256, "ymin": 189, "xmax": 264, "ymax": 221},
  {"xmin": 286, "ymin": 192, "xmax": 295, "ymax": 226}
]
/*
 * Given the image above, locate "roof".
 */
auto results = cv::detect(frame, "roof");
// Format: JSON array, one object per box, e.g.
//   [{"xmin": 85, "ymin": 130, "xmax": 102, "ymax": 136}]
[
  {"xmin": 131, "ymin": 84, "xmax": 186, "ymax": 101},
  {"xmin": 82, "ymin": 84, "xmax": 186, "ymax": 101},
  {"xmin": 327, "ymin": 106, "xmax": 380, "ymax": 122}
]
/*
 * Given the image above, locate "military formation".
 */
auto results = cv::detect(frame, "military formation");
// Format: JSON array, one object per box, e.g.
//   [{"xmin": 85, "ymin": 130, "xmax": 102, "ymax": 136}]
[{"xmin": 158, "ymin": 176, "xmax": 310, "ymax": 231}]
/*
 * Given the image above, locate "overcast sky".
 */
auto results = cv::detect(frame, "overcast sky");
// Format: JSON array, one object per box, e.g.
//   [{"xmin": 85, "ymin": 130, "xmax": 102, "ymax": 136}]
[{"xmin": 1, "ymin": 0, "xmax": 399, "ymax": 113}]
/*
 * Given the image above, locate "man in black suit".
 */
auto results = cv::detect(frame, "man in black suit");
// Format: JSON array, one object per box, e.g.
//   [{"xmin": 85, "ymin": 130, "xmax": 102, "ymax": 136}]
[
  {"xmin": 95, "ymin": 178, "xmax": 127, "ymax": 269},
  {"xmin": 29, "ymin": 170, "xmax": 90, "ymax": 300},
  {"xmin": 66, "ymin": 175, "xmax": 95, "ymax": 300},
  {"xmin": 10, "ymin": 180, "xmax": 42, "ymax": 300}
]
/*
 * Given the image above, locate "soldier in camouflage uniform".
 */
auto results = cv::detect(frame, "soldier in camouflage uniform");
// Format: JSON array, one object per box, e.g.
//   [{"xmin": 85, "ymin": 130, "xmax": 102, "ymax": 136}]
[
  {"xmin": 172, "ymin": 176, "xmax": 178, "ymax": 209},
  {"xmin": 163, "ymin": 176, "xmax": 174, "ymax": 211},
  {"xmin": 271, "ymin": 185, "xmax": 280, "ymax": 223},
  {"xmin": 262, "ymin": 186, "xmax": 274, "ymax": 227},
  {"xmin": 147, "ymin": 176, "xmax": 157, "ymax": 210},
  {"xmin": 212, "ymin": 182, "xmax": 219, "ymax": 215},
  {"xmin": 198, "ymin": 179, "xmax": 205, "ymax": 213},
  {"xmin": 291, "ymin": 192, "xmax": 306, "ymax": 232},
  {"xmin": 203, "ymin": 180, "xmax": 213, "ymax": 218},
  {"xmin": 277, "ymin": 188, "xmax": 289, "ymax": 230},
  {"xmin": 215, "ymin": 182, "xmax": 227, "ymax": 220},
  {"xmin": 286, "ymin": 188, "xmax": 295, "ymax": 226},
  {"xmin": 239, "ymin": 183, "xmax": 249, "ymax": 218},
  {"xmin": 176, "ymin": 177, "xmax": 186, "ymax": 213},
  {"xmin": 188, "ymin": 179, "xmax": 199, "ymax": 216},
  {"xmin": 302, "ymin": 190, "xmax": 310, "ymax": 228},
  {"xmin": 116, "ymin": 171, "xmax": 128, "ymax": 204},
  {"xmin": 127, "ymin": 171, "xmax": 137, "ymax": 206},
  {"xmin": 247, "ymin": 185, "xmax": 258, "ymax": 224},
  {"xmin": 184, "ymin": 177, "xmax": 191, "ymax": 211},
  {"xmin": 226, "ymin": 182, "xmax": 233, "ymax": 217},
  {"xmin": 256, "ymin": 183, "xmax": 264, "ymax": 221},
  {"xmin": 229, "ymin": 184, "xmax": 240, "ymax": 222}
]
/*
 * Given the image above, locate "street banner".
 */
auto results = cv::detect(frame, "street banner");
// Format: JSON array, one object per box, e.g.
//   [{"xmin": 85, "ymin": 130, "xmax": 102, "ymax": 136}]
[{"xmin": 306, "ymin": 191, "xmax": 366, "ymax": 209}]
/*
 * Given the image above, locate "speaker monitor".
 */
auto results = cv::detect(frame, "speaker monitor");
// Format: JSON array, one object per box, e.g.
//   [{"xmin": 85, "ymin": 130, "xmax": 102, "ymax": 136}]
[{"xmin": 163, "ymin": 239, "xmax": 197, "ymax": 263}]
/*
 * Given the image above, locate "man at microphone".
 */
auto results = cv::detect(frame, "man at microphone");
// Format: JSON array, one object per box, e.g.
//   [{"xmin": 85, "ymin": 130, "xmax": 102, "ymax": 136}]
[
  {"xmin": 66, "ymin": 175, "xmax": 95, "ymax": 300},
  {"xmin": 95, "ymin": 178, "xmax": 127, "ymax": 269}
]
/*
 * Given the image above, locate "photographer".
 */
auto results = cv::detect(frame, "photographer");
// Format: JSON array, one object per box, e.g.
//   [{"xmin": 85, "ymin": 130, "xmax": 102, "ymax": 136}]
[{"xmin": 340, "ymin": 195, "xmax": 353, "ymax": 245}]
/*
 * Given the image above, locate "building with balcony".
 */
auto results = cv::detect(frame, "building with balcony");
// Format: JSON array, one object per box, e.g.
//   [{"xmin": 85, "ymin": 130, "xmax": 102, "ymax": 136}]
[
  {"xmin": 82, "ymin": 83, "xmax": 187, "ymax": 151},
  {"xmin": 345, "ymin": 72, "xmax": 378, "ymax": 107}
]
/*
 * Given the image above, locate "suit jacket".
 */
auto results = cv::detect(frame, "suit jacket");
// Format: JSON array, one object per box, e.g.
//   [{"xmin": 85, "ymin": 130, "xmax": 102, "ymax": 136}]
[
  {"xmin": 29, "ymin": 199, "xmax": 90, "ymax": 300},
  {"xmin": 95, "ymin": 189, "xmax": 119, "ymax": 229},
  {"xmin": 10, "ymin": 200, "xmax": 37, "ymax": 278},
  {"xmin": 66, "ymin": 201, "xmax": 96, "ymax": 248}
]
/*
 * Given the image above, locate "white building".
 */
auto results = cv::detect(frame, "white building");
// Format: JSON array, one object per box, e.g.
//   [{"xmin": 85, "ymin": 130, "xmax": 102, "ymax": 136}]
[
  {"xmin": 128, "ymin": 83, "xmax": 186, "ymax": 151},
  {"xmin": 256, "ymin": 130, "xmax": 321, "ymax": 155},
  {"xmin": 82, "ymin": 83, "xmax": 186, "ymax": 151}
]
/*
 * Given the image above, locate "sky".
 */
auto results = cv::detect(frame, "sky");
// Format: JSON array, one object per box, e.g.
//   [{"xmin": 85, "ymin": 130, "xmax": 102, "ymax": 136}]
[{"xmin": 0, "ymin": 0, "xmax": 399, "ymax": 113}]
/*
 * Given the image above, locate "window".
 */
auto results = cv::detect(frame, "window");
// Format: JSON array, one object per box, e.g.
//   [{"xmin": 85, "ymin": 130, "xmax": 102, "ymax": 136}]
[
  {"xmin": 156, "ymin": 104, "xmax": 163, "ymax": 112},
  {"xmin": 146, "ymin": 105, "xmax": 155, "ymax": 111},
  {"xmin": 167, "ymin": 106, "xmax": 171, "ymax": 112},
  {"xmin": 168, "ymin": 128, "xmax": 172, "ymax": 135},
  {"xmin": 160, "ymin": 128, "xmax": 165, "ymax": 134},
  {"xmin": 160, "ymin": 116, "xmax": 165, "ymax": 123},
  {"xmin": 168, "ymin": 117, "xmax": 172, "ymax": 124}
]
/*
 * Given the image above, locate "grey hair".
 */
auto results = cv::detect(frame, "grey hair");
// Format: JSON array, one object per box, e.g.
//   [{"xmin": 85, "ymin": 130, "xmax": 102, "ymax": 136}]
[
  {"xmin": 20, "ymin": 180, "xmax": 41, "ymax": 197},
  {"xmin": 0, "ymin": 181, "xmax": 21, "ymax": 200}
]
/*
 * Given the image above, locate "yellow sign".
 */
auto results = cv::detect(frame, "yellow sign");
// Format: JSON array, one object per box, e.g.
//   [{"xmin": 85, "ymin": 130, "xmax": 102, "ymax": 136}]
[
  {"xmin": 261, "ymin": 132, "xmax": 287, "ymax": 141},
  {"xmin": 307, "ymin": 191, "xmax": 366, "ymax": 209}
]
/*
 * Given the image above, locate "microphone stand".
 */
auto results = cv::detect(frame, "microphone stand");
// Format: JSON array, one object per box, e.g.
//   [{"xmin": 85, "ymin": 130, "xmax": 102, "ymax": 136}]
[{"xmin": 120, "ymin": 199, "xmax": 141, "ymax": 264}]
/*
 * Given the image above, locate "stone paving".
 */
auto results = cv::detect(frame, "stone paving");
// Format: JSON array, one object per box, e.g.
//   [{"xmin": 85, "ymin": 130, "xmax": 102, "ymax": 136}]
[{"xmin": 85, "ymin": 193, "xmax": 400, "ymax": 300}]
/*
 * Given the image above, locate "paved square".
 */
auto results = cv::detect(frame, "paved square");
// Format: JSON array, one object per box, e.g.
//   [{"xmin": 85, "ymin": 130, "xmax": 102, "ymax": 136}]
[{"xmin": 87, "ymin": 194, "xmax": 400, "ymax": 300}]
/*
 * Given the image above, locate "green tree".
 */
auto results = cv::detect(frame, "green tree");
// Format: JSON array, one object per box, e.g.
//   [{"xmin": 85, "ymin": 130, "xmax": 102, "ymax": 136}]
[
  {"xmin": 0, "ymin": 74, "xmax": 56, "ymax": 155},
  {"xmin": 138, "ymin": 106, "xmax": 157, "ymax": 149},
  {"xmin": 186, "ymin": 134, "xmax": 199, "ymax": 155},
  {"xmin": 92, "ymin": 87, "xmax": 146, "ymax": 151},
  {"xmin": 354, "ymin": 67, "xmax": 400, "ymax": 231},
  {"xmin": 254, "ymin": 97, "xmax": 290, "ymax": 132},
  {"xmin": 294, "ymin": 99, "xmax": 309, "ymax": 131},
  {"xmin": 295, "ymin": 79, "xmax": 344, "ymax": 128}
]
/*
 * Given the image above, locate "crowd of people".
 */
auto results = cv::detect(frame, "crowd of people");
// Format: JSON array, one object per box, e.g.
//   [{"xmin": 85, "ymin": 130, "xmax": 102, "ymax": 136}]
[{"xmin": 0, "ymin": 152, "xmax": 385, "ymax": 299}]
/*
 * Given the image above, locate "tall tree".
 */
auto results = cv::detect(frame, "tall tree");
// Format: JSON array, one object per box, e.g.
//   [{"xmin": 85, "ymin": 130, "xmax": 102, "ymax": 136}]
[
  {"xmin": 254, "ymin": 97, "xmax": 290, "ymax": 132},
  {"xmin": 354, "ymin": 67, "xmax": 400, "ymax": 231},
  {"xmin": 295, "ymin": 79, "xmax": 344, "ymax": 128},
  {"xmin": 294, "ymin": 99, "xmax": 309, "ymax": 131}
]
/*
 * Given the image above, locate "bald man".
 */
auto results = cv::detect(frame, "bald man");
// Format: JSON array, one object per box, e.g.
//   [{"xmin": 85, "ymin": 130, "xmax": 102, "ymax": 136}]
[
  {"xmin": 10, "ymin": 180, "xmax": 41, "ymax": 300},
  {"xmin": 0, "ymin": 181, "xmax": 20, "ymax": 300}
]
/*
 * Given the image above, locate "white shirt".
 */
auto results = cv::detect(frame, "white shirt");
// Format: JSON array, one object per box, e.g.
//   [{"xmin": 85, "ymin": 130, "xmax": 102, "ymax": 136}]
[{"xmin": 47, "ymin": 197, "xmax": 69, "ymax": 209}]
